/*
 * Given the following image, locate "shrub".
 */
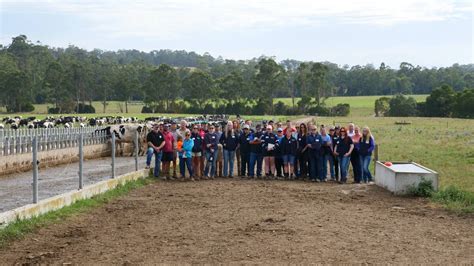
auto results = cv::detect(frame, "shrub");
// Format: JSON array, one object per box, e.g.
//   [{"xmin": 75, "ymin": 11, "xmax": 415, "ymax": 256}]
[
  {"xmin": 407, "ymin": 178, "xmax": 434, "ymax": 197},
  {"xmin": 387, "ymin": 94, "xmax": 418, "ymax": 117},
  {"xmin": 432, "ymin": 186, "xmax": 474, "ymax": 213},
  {"xmin": 307, "ymin": 105, "xmax": 330, "ymax": 116},
  {"xmin": 330, "ymin": 103, "xmax": 350, "ymax": 116},
  {"xmin": 77, "ymin": 103, "xmax": 95, "ymax": 113}
]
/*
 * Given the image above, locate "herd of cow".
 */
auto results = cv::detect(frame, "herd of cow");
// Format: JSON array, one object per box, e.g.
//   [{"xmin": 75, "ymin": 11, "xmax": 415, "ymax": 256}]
[
  {"xmin": 97, "ymin": 114, "xmax": 229, "ymax": 157},
  {"xmin": 0, "ymin": 115, "xmax": 230, "ymax": 130}
]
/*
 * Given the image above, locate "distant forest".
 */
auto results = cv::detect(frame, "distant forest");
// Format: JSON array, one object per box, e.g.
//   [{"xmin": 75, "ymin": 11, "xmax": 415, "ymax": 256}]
[{"xmin": 0, "ymin": 35, "xmax": 473, "ymax": 114}]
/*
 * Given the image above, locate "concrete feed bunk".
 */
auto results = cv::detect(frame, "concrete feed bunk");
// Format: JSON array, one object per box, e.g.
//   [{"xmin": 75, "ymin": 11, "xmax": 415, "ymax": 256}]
[{"xmin": 375, "ymin": 161, "xmax": 438, "ymax": 195}]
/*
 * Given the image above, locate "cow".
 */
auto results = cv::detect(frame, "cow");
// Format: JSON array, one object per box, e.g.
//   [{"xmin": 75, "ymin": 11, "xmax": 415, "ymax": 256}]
[
  {"xmin": 105, "ymin": 124, "xmax": 148, "ymax": 157},
  {"xmin": 0, "ymin": 123, "xmax": 4, "ymax": 129}
]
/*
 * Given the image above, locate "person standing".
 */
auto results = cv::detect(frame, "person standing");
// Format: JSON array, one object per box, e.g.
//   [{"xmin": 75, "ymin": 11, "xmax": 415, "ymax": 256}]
[
  {"xmin": 320, "ymin": 127, "xmax": 333, "ymax": 182},
  {"xmin": 204, "ymin": 124, "xmax": 219, "ymax": 179},
  {"xmin": 239, "ymin": 124, "xmax": 252, "ymax": 177},
  {"xmin": 274, "ymin": 128, "xmax": 285, "ymax": 178},
  {"xmin": 296, "ymin": 123, "xmax": 309, "ymax": 179},
  {"xmin": 329, "ymin": 126, "xmax": 339, "ymax": 181},
  {"xmin": 220, "ymin": 121, "xmax": 239, "ymax": 178},
  {"xmin": 334, "ymin": 127, "xmax": 354, "ymax": 184},
  {"xmin": 351, "ymin": 126, "xmax": 363, "ymax": 183},
  {"xmin": 161, "ymin": 124, "xmax": 175, "ymax": 180},
  {"xmin": 307, "ymin": 125, "xmax": 323, "ymax": 182},
  {"xmin": 359, "ymin": 126, "xmax": 375, "ymax": 183},
  {"xmin": 262, "ymin": 125, "xmax": 277, "ymax": 179},
  {"xmin": 178, "ymin": 132, "xmax": 194, "ymax": 181},
  {"xmin": 191, "ymin": 125, "xmax": 203, "ymax": 180},
  {"xmin": 215, "ymin": 124, "xmax": 224, "ymax": 177},
  {"xmin": 146, "ymin": 124, "xmax": 165, "ymax": 178},
  {"xmin": 170, "ymin": 122, "xmax": 179, "ymax": 178},
  {"xmin": 280, "ymin": 128, "xmax": 297, "ymax": 179},
  {"xmin": 249, "ymin": 124, "xmax": 264, "ymax": 178},
  {"xmin": 233, "ymin": 120, "xmax": 242, "ymax": 176}
]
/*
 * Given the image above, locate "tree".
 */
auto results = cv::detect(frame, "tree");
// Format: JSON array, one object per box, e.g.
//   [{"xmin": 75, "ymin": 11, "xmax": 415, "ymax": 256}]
[
  {"xmin": 43, "ymin": 61, "xmax": 69, "ymax": 112},
  {"xmin": 308, "ymin": 62, "xmax": 330, "ymax": 106},
  {"xmin": 424, "ymin": 85, "xmax": 456, "ymax": 117},
  {"xmin": 387, "ymin": 94, "xmax": 417, "ymax": 117},
  {"xmin": 182, "ymin": 70, "xmax": 214, "ymax": 110},
  {"xmin": 218, "ymin": 71, "xmax": 247, "ymax": 104},
  {"xmin": 253, "ymin": 58, "xmax": 287, "ymax": 114},
  {"xmin": 143, "ymin": 64, "xmax": 181, "ymax": 112},
  {"xmin": 453, "ymin": 89, "xmax": 474, "ymax": 118},
  {"xmin": 374, "ymin": 97, "xmax": 390, "ymax": 117}
]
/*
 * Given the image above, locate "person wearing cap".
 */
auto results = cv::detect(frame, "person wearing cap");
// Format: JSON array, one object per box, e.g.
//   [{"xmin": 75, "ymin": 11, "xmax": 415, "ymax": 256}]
[
  {"xmin": 178, "ymin": 132, "xmax": 194, "ymax": 181},
  {"xmin": 199, "ymin": 123, "xmax": 207, "ymax": 176},
  {"xmin": 220, "ymin": 121, "xmax": 239, "ymax": 178},
  {"xmin": 334, "ymin": 126, "xmax": 354, "ymax": 183},
  {"xmin": 161, "ymin": 124, "xmax": 176, "ymax": 180},
  {"xmin": 306, "ymin": 125, "xmax": 323, "ymax": 182},
  {"xmin": 203, "ymin": 124, "xmax": 219, "ymax": 179},
  {"xmin": 191, "ymin": 125, "xmax": 203, "ymax": 180},
  {"xmin": 146, "ymin": 123, "xmax": 165, "ymax": 178},
  {"xmin": 280, "ymin": 127, "xmax": 297, "ymax": 179},
  {"xmin": 249, "ymin": 124, "xmax": 264, "ymax": 178},
  {"xmin": 274, "ymin": 127, "xmax": 285, "ymax": 178},
  {"xmin": 296, "ymin": 123, "xmax": 309, "ymax": 179},
  {"xmin": 239, "ymin": 124, "xmax": 252, "ymax": 177},
  {"xmin": 262, "ymin": 125, "xmax": 277, "ymax": 178}
]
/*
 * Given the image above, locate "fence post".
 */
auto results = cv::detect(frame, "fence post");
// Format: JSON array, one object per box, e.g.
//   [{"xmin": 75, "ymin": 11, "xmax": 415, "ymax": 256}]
[
  {"xmin": 79, "ymin": 133, "xmax": 84, "ymax": 189},
  {"xmin": 32, "ymin": 136, "xmax": 39, "ymax": 204},
  {"xmin": 135, "ymin": 131, "xmax": 139, "ymax": 171},
  {"xmin": 111, "ymin": 133, "xmax": 116, "ymax": 178},
  {"xmin": 373, "ymin": 144, "xmax": 379, "ymax": 176}
]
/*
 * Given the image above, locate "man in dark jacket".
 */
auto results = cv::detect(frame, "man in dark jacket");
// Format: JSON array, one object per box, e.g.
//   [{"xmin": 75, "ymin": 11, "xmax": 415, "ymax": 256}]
[
  {"xmin": 191, "ymin": 125, "xmax": 203, "ymax": 180},
  {"xmin": 280, "ymin": 129, "xmax": 297, "ymax": 179},
  {"xmin": 306, "ymin": 125, "xmax": 323, "ymax": 182},
  {"xmin": 239, "ymin": 124, "xmax": 252, "ymax": 177}
]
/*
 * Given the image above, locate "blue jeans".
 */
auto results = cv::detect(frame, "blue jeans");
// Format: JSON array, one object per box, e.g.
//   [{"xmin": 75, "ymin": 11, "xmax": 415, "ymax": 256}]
[
  {"xmin": 146, "ymin": 147, "xmax": 162, "ymax": 177},
  {"xmin": 309, "ymin": 155, "xmax": 323, "ymax": 181},
  {"xmin": 204, "ymin": 149, "xmax": 218, "ymax": 177},
  {"xmin": 322, "ymin": 154, "xmax": 335, "ymax": 179},
  {"xmin": 339, "ymin": 155, "xmax": 351, "ymax": 183},
  {"xmin": 326, "ymin": 154, "xmax": 335, "ymax": 178},
  {"xmin": 179, "ymin": 156, "xmax": 193, "ymax": 177},
  {"xmin": 249, "ymin": 152, "xmax": 263, "ymax": 177},
  {"xmin": 360, "ymin": 155, "xmax": 373, "ymax": 182},
  {"xmin": 223, "ymin": 149, "xmax": 236, "ymax": 176}
]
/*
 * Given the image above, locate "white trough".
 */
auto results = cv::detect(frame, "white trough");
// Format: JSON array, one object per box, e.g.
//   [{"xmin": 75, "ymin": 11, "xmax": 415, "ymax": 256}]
[{"xmin": 375, "ymin": 161, "xmax": 438, "ymax": 195}]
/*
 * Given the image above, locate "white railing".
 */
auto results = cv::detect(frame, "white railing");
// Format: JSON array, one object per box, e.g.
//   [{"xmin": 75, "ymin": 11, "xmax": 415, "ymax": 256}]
[{"xmin": 0, "ymin": 127, "xmax": 109, "ymax": 156}]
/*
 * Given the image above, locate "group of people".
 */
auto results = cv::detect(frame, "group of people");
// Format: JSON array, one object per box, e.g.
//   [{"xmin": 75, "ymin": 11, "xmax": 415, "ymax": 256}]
[{"xmin": 145, "ymin": 119, "xmax": 375, "ymax": 184}]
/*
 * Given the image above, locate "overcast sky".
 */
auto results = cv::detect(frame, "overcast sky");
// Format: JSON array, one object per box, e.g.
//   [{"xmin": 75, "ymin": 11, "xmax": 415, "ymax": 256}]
[{"xmin": 1, "ymin": 0, "xmax": 472, "ymax": 68}]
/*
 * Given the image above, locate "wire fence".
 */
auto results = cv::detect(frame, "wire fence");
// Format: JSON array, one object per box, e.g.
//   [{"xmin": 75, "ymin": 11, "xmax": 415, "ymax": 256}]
[{"xmin": 0, "ymin": 127, "xmax": 108, "ymax": 156}]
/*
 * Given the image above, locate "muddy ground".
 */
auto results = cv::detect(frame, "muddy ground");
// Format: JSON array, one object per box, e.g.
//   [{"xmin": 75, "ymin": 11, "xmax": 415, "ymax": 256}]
[{"xmin": 0, "ymin": 179, "xmax": 472, "ymax": 264}]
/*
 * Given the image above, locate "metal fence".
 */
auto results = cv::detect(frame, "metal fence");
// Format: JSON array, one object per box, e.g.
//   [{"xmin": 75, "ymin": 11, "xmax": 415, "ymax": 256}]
[{"xmin": 0, "ymin": 127, "xmax": 108, "ymax": 156}]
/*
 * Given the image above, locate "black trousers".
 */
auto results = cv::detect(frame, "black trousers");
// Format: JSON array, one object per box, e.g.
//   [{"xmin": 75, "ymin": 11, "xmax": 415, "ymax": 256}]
[
  {"xmin": 275, "ymin": 156, "xmax": 283, "ymax": 177},
  {"xmin": 350, "ymin": 150, "xmax": 362, "ymax": 183},
  {"xmin": 297, "ymin": 151, "xmax": 309, "ymax": 178},
  {"xmin": 333, "ymin": 154, "xmax": 339, "ymax": 180},
  {"xmin": 240, "ymin": 151, "xmax": 250, "ymax": 176}
]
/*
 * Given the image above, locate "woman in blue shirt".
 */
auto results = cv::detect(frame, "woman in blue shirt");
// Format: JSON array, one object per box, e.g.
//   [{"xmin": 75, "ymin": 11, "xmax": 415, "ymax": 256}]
[
  {"xmin": 359, "ymin": 126, "xmax": 375, "ymax": 183},
  {"xmin": 334, "ymin": 127, "xmax": 354, "ymax": 184},
  {"xmin": 179, "ymin": 131, "xmax": 194, "ymax": 181}
]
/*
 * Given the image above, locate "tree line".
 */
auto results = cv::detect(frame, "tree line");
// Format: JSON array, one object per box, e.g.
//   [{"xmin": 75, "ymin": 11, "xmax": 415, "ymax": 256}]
[
  {"xmin": 375, "ymin": 85, "xmax": 474, "ymax": 118},
  {"xmin": 0, "ymin": 35, "xmax": 473, "ymax": 115}
]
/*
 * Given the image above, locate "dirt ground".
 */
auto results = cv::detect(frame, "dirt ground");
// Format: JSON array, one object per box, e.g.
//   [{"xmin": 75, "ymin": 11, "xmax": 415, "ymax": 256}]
[{"xmin": 0, "ymin": 179, "xmax": 472, "ymax": 264}]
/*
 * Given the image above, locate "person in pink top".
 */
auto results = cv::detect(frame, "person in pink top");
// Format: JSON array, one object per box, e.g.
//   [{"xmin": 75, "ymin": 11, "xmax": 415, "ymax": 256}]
[{"xmin": 161, "ymin": 124, "xmax": 175, "ymax": 180}]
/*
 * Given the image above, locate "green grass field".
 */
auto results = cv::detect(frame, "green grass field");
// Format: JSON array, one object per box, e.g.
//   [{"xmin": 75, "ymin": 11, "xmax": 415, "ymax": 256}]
[{"xmin": 1, "ymin": 94, "xmax": 472, "ymax": 193}]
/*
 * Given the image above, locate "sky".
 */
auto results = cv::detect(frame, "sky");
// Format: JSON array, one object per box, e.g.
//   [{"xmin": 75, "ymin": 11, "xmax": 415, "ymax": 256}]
[{"xmin": 1, "ymin": 0, "xmax": 473, "ymax": 68}]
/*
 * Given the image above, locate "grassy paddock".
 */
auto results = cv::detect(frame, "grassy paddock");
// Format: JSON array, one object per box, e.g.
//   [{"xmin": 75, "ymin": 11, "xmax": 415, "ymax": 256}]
[
  {"xmin": 0, "ymin": 177, "xmax": 153, "ymax": 247},
  {"xmin": 0, "ymin": 95, "xmax": 429, "ymax": 117}
]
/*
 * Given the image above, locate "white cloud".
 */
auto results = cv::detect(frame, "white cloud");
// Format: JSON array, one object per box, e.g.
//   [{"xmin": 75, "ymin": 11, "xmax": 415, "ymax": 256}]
[{"xmin": 2, "ymin": 0, "xmax": 472, "ymax": 40}]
